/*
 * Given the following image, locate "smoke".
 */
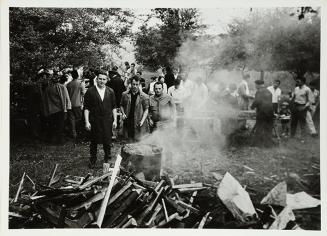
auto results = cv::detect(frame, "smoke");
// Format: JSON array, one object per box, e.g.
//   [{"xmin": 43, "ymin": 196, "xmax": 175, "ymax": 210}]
[{"xmin": 137, "ymin": 36, "xmax": 247, "ymax": 180}]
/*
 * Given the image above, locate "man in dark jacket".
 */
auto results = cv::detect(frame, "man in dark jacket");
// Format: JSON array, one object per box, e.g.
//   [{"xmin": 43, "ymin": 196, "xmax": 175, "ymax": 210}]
[
  {"xmin": 251, "ymin": 80, "xmax": 274, "ymax": 147},
  {"xmin": 84, "ymin": 69, "xmax": 117, "ymax": 168},
  {"xmin": 165, "ymin": 67, "xmax": 179, "ymax": 89},
  {"xmin": 107, "ymin": 66, "xmax": 125, "ymax": 106}
]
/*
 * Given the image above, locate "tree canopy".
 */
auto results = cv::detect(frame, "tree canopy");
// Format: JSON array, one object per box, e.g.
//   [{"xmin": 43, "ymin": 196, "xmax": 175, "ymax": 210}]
[
  {"xmin": 10, "ymin": 8, "xmax": 134, "ymax": 80},
  {"xmin": 134, "ymin": 8, "xmax": 205, "ymax": 71},
  {"xmin": 211, "ymin": 8, "xmax": 320, "ymax": 77}
]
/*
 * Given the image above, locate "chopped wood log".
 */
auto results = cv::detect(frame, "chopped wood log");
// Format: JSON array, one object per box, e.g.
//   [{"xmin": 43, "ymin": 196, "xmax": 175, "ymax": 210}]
[
  {"xmin": 176, "ymin": 200, "xmax": 200, "ymax": 214},
  {"xmin": 36, "ymin": 202, "xmax": 94, "ymax": 228},
  {"xmin": 136, "ymin": 187, "xmax": 164, "ymax": 225},
  {"xmin": 161, "ymin": 199, "xmax": 169, "ymax": 222},
  {"xmin": 198, "ymin": 212, "xmax": 211, "ymax": 228},
  {"xmin": 178, "ymin": 187, "xmax": 208, "ymax": 193},
  {"xmin": 79, "ymin": 172, "xmax": 112, "ymax": 190},
  {"xmin": 108, "ymin": 181, "xmax": 132, "ymax": 206},
  {"xmin": 155, "ymin": 213, "xmax": 179, "ymax": 228},
  {"xmin": 121, "ymin": 217, "xmax": 137, "ymax": 228},
  {"xmin": 115, "ymin": 215, "xmax": 132, "ymax": 228},
  {"xmin": 189, "ymin": 191, "xmax": 198, "ymax": 205},
  {"xmin": 172, "ymin": 183, "xmax": 203, "ymax": 189},
  {"xmin": 155, "ymin": 180, "xmax": 165, "ymax": 192},
  {"xmin": 164, "ymin": 196, "xmax": 187, "ymax": 215},
  {"xmin": 48, "ymin": 164, "xmax": 59, "ymax": 187},
  {"xmin": 145, "ymin": 204, "xmax": 162, "ymax": 227},
  {"xmin": 14, "ymin": 172, "xmax": 25, "ymax": 202},
  {"xmin": 96, "ymin": 154, "xmax": 122, "ymax": 227},
  {"xmin": 102, "ymin": 189, "xmax": 141, "ymax": 228}
]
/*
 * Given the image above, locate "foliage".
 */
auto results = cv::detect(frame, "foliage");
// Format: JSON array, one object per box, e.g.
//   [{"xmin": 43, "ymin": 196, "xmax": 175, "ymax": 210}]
[
  {"xmin": 10, "ymin": 8, "xmax": 134, "ymax": 80},
  {"xmin": 211, "ymin": 8, "xmax": 320, "ymax": 77},
  {"xmin": 134, "ymin": 8, "xmax": 205, "ymax": 71}
]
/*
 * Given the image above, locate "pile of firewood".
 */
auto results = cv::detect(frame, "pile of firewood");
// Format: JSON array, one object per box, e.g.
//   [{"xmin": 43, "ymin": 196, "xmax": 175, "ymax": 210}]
[{"xmin": 9, "ymin": 156, "xmax": 320, "ymax": 229}]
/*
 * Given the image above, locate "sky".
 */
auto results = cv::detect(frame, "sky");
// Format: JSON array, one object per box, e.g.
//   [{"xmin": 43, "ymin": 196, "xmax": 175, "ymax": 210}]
[{"xmin": 131, "ymin": 8, "xmax": 251, "ymax": 34}]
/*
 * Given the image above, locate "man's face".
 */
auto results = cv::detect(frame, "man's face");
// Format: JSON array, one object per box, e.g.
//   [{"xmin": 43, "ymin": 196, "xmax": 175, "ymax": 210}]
[
  {"xmin": 136, "ymin": 72, "xmax": 141, "ymax": 78},
  {"xmin": 131, "ymin": 80, "xmax": 140, "ymax": 93},
  {"xmin": 96, "ymin": 74, "xmax": 108, "ymax": 88},
  {"xmin": 296, "ymin": 79, "xmax": 303, "ymax": 87},
  {"xmin": 131, "ymin": 64, "xmax": 135, "ymax": 69},
  {"xmin": 273, "ymin": 81, "xmax": 280, "ymax": 89},
  {"xmin": 173, "ymin": 68, "xmax": 179, "ymax": 75},
  {"xmin": 154, "ymin": 84, "xmax": 163, "ymax": 96}
]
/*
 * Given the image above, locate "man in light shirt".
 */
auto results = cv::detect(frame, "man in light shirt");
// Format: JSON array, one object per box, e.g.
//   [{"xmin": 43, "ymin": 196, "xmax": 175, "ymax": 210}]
[
  {"xmin": 267, "ymin": 79, "xmax": 281, "ymax": 114},
  {"xmin": 291, "ymin": 76, "xmax": 316, "ymax": 138},
  {"xmin": 168, "ymin": 79, "xmax": 186, "ymax": 112},
  {"xmin": 237, "ymin": 73, "xmax": 254, "ymax": 110},
  {"xmin": 84, "ymin": 69, "xmax": 117, "ymax": 168}
]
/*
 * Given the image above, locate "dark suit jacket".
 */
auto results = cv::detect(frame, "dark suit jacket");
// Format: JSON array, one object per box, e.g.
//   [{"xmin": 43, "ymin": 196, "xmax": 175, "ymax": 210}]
[
  {"xmin": 84, "ymin": 86, "xmax": 116, "ymax": 143},
  {"xmin": 165, "ymin": 73, "xmax": 175, "ymax": 89},
  {"xmin": 251, "ymin": 87, "xmax": 273, "ymax": 120},
  {"xmin": 107, "ymin": 74, "xmax": 126, "ymax": 106}
]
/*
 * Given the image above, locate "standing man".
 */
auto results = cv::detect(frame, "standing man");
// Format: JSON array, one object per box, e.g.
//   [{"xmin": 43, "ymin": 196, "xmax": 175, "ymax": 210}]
[
  {"xmin": 120, "ymin": 76, "xmax": 149, "ymax": 142},
  {"xmin": 149, "ymin": 82, "xmax": 176, "ymax": 131},
  {"xmin": 267, "ymin": 79, "xmax": 282, "ymax": 114},
  {"xmin": 44, "ymin": 72, "xmax": 72, "ymax": 144},
  {"xmin": 107, "ymin": 66, "xmax": 125, "ymax": 107},
  {"xmin": 165, "ymin": 67, "xmax": 179, "ymax": 89},
  {"xmin": 251, "ymin": 80, "xmax": 274, "ymax": 147},
  {"xmin": 84, "ymin": 69, "xmax": 117, "ymax": 168},
  {"xmin": 237, "ymin": 73, "xmax": 253, "ymax": 110},
  {"xmin": 66, "ymin": 69, "xmax": 86, "ymax": 140},
  {"xmin": 136, "ymin": 71, "xmax": 146, "ymax": 93},
  {"xmin": 290, "ymin": 76, "xmax": 314, "ymax": 138}
]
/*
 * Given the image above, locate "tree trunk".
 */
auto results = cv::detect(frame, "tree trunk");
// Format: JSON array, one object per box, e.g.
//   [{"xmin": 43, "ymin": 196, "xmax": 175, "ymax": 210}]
[{"xmin": 260, "ymin": 70, "xmax": 265, "ymax": 81}]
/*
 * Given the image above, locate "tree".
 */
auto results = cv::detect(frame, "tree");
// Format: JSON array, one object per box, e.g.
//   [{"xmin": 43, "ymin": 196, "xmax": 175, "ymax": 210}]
[
  {"xmin": 10, "ymin": 8, "xmax": 134, "ymax": 80},
  {"xmin": 134, "ymin": 8, "xmax": 205, "ymax": 70},
  {"xmin": 211, "ymin": 7, "xmax": 320, "ymax": 78}
]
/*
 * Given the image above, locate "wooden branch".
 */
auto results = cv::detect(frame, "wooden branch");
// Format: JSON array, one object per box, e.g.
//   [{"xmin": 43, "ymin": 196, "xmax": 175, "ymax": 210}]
[
  {"xmin": 172, "ymin": 183, "xmax": 203, "ymax": 189},
  {"xmin": 14, "ymin": 172, "xmax": 25, "ymax": 202},
  {"xmin": 161, "ymin": 199, "xmax": 169, "ymax": 222},
  {"xmin": 96, "ymin": 154, "xmax": 122, "ymax": 228},
  {"xmin": 48, "ymin": 164, "xmax": 59, "ymax": 187}
]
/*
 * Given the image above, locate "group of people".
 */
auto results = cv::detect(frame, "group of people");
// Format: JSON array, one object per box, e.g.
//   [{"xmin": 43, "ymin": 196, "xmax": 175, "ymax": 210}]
[
  {"xmin": 241, "ymin": 74, "xmax": 319, "ymax": 147},
  {"xmin": 27, "ymin": 62, "xmax": 320, "ymax": 167}
]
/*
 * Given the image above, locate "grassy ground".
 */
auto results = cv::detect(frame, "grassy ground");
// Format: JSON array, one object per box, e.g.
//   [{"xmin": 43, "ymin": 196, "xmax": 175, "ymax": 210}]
[{"xmin": 9, "ymin": 128, "xmax": 320, "ymax": 229}]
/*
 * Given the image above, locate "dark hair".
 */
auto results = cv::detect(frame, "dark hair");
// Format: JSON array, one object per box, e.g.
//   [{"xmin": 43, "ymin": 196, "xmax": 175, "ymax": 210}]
[
  {"xmin": 151, "ymin": 76, "xmax": 157, "ymax": 81},
  {"xmin": 97, "ymin": 69, "xmax": 107, "ymax": 77},
  {"xmin": 136, "ymin": 71, "xmax": 142, "ymax": 75},
  {"xmin": 297, "ymin": 76, "xmax": 306, "ymax": 83},
  {"xmin": 71, "ymin": 70, "xmax": 79, "ymax": 80},
  {"xmin": 112, "ymin": 66, "xmax": 118, "ymax": 71},
  {"xmin": 255, "ymin": 79, "xmax": 264, "ymax": 85},
  {"xmin": 174, "ymin": 79, "xmax": 181, "ymax": 86},
  {"xmin": 131, "ymin": 63, "xmax": 135, "ymax": 66},
  {"xmin": 124, "ymin": 61, "xmax": 129, "ymax": 66},
  {"xmin": 274, "ymin": 79, "xmax": 281, "ymax": 84},
  {"xmin": 130, "ymin": 76, "xmax": 140, "ymax": 83},
  {"xmin": 60, "ymin": 75, "xmax": 68, "ymax": 84},
  {"xmin": 154, "ymin": 82, "xmax": 163, "ymax": 88}
]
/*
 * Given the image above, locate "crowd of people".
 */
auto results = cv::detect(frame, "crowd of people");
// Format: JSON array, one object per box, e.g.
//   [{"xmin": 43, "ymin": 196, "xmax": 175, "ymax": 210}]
[{"xmin": 24, "ymin": 61, "xmax": 320, "ymax": 167}]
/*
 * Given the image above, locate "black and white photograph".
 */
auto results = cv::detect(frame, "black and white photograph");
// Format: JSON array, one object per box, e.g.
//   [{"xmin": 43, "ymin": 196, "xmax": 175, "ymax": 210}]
[{"xmin": 2, "ymin": 0, "xmax": 326, "ymax": 232}]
